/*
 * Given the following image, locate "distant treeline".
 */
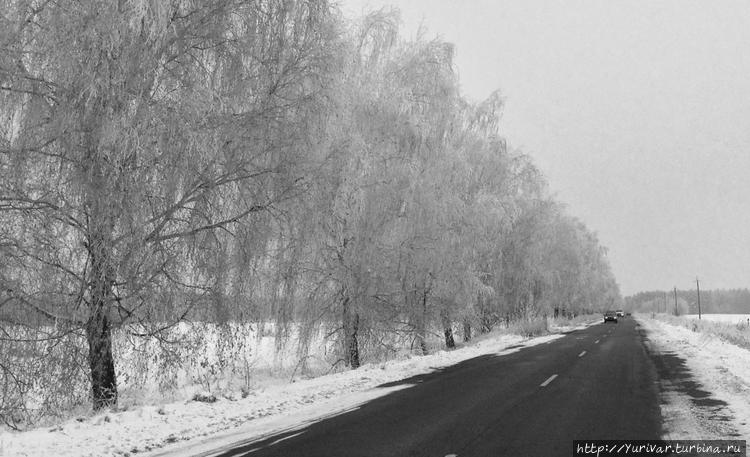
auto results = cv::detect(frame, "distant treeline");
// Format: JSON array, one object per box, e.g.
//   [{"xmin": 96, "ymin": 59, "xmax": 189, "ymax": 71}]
[{"xmin": 626, "ymin": 289, "xmax": 750, "ymax": 314}]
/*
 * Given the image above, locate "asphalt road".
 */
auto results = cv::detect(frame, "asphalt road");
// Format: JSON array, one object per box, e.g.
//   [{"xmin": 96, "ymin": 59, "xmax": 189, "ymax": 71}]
[{"xmin": 213, "ymin": 318, "xmax": 661, "ymax": 457}]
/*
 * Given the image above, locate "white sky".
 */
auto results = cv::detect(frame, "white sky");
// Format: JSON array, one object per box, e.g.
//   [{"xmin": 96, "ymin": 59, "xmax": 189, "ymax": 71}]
[{"xmin": 340, "ymin": 0, "xmax": 750, "ymax": 295}]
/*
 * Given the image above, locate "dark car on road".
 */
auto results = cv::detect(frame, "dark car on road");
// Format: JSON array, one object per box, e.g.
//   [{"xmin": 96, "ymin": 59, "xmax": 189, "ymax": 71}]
[{"xmin": 604, "ymin": 310, "xmax": 618, "ymax": 323}]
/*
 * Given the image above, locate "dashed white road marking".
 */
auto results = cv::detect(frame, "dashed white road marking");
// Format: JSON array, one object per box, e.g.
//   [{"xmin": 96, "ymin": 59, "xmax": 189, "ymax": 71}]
[
  {"xmin": 578, "ymin": 351, "xmax": 586, "ymax": 357},
  {"xmin": 445, "ymin": 454, "xmax": 458, "ymax": 457},
  {"xmin": 540, "ymin": 374, "xmax": 558, "ymax": 387}
]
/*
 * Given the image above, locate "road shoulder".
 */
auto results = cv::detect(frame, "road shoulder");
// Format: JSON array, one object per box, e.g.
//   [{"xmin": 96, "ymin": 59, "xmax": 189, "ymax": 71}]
[{"xmin": 636, "ymin": 315, "xmax": 749, "ymax": 440}]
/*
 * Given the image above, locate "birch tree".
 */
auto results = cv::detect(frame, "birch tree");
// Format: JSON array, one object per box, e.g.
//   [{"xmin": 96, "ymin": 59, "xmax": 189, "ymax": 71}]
[{"xmin": 1, "ymin": 0, "xmax": 338, "ymax": 410}]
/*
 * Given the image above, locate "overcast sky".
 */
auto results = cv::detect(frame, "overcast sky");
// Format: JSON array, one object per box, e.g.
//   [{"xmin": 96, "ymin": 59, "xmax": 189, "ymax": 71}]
[{"xmin": 341, "ymin": 0, "xmax": 750, "ymax": 296}]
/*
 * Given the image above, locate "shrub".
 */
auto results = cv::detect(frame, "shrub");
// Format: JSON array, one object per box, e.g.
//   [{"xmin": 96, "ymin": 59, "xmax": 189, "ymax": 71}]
[
  {"xmin": 191, "ymin": 392, "xmax": 217, "ymax": 403},
  {"xmin": 508, "ymin": 318, "xmax": 548, "ymax": 338}
]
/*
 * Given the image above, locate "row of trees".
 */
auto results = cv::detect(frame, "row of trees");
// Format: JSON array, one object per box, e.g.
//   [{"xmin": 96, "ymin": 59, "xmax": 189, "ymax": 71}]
[{"xmin": 0, "ymin": 0, "xmax": 620, "ymax": 416}]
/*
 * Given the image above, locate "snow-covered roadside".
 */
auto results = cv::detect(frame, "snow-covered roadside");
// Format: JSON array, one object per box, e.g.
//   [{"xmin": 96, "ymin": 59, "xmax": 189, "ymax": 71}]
[
  {"xmin": 637, "ymin": 315, "xmax": 750, "ymax": 440},
  {"xmin": 1, "ymin": 320, "xmax": 593, "ymax": 457}
]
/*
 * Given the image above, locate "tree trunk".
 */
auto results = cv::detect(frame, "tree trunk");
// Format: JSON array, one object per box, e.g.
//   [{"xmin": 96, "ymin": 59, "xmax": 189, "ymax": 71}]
[
  {"xmin": 416, "ymin": 287, "xmax": 428, "ymax": 355},
  {"xmin": 462, "ymin": 319, "xmax": 472, "ymax": 342},
  {"xmin": 86, "ymin": 305, "xmax": 117, "ymax": 409},
  {"xmin": 83, "ymin": 142, "xmax": 119, "ymax": 409},
  {"xmin": 442, "ymin": 310, "xmax": 455, "ymax": 349},
  {"xmin": 86, "ymin": 238, "xmax": 118, "ymax": 409},
  {"xmin": 479, "ymin": 294, "xmax": 493, "ymax": 333},
  {"xmin": 81, "ymin": 122, "xmax": 119, "ymax": 409},
  {"xmin": 342, "ymin": 296, "xmax": 360, "ymax": 369}
]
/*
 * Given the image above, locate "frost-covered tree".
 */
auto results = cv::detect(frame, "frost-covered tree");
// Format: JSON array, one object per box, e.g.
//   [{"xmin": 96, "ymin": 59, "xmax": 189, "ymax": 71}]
[{"xmin": 0, "ymin": 0, "xmax": 338, "ymax": 410}]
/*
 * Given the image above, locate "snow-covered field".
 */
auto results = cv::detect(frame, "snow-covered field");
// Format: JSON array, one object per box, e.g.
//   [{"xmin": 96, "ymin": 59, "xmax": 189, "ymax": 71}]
[
  {"xmin": 637, "ymin": 314, "xmax": 750, "ymax": 440},
  {"xmin": 685, "ymin": 313, "xmax": 750, "ymax": 325},
  {"xmin": 0, "ymin": 319, "xmax": 591, "ymax": 457},
  {"xmin": 652, "ymin": 313, "xmax": 750, "ymax": 352}
]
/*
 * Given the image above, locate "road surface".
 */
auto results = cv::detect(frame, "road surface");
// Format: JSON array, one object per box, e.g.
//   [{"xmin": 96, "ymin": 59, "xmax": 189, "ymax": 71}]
[{"xmin": 211, "ymin": 318, "xmax": 661, "ymax": 456}]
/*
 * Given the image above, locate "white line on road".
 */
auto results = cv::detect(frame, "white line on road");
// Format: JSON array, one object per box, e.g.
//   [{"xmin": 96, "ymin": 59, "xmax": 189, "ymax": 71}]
[
  {"xmin": 578, "ymin": 351, "xmax": 586, "ymax": 357},
  {"xmin": 540, "ymin": 374, "xmax": 558, "ymax": 387},
  {"xmin": 242, "ymin": 432, "xmax": 306, "ymax": 455},
  {"xmin": 268, "ymin": 432, "xmax": 305, "ymax": 447}
]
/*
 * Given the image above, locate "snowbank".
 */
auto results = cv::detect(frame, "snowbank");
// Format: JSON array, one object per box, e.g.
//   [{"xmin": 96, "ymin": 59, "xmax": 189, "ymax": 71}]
[{"xmin": 637, "ymin": 315, "xmax": 750, "ymax": 440}]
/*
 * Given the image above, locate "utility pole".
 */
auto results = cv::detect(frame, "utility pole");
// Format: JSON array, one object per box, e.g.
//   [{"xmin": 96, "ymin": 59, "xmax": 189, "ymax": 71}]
[
  {"xmin": 696, "ymin": 277, "xmax": 701, "ymax": 320},
  {"xmin": 673, "ymin": 286, "xmax": 678, "ymax": 315}
]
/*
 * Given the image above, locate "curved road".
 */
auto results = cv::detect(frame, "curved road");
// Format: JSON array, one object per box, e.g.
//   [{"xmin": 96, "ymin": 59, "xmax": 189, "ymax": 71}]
[{"xmin": 212, "ymin": 318, "xmax": 661, "ymax": 457}]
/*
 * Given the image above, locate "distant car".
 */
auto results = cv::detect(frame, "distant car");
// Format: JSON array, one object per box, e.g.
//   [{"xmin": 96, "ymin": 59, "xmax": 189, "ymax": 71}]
[
  {"xmin": 604, "ymin": 311, "xmax": 618, "ymax": 323},
  {"xmin": 616, "ymin": 310, "xmax": 624, "ymax": 317}
]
